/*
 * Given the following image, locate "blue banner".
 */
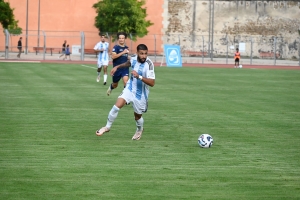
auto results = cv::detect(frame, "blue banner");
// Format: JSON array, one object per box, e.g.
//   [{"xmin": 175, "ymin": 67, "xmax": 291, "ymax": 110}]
[{"xmin": 163, "ymin": 45, "xmax": 182, "ymax": 67}]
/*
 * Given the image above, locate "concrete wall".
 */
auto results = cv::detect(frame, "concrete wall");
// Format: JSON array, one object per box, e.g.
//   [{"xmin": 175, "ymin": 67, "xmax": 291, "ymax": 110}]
[
  {"xmin": 1, "ymin": 0, "xmax": 299, "ymax": 59},
  {"xmin": 164, "ymin": 0, "xmax": 300, "ymax": 59}
]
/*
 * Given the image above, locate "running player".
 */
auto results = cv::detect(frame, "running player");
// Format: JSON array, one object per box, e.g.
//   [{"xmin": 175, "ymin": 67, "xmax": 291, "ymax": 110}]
[
  {"xmin": 96, "ymin": 44, "xmax": 156, "ymax": 140},
  {"xmin": 94, "ymin": 34, "xmax": 109, "ymax": 85},
  {"xmin": 106, "ymin": 32, "xmax": 130, "ymax": 95}
]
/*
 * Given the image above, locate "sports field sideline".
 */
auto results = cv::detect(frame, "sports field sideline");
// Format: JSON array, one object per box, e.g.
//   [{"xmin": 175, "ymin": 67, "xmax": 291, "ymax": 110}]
[{"xmin": 0, "ymin": 62, "xmax": 299, "ymax": 199}]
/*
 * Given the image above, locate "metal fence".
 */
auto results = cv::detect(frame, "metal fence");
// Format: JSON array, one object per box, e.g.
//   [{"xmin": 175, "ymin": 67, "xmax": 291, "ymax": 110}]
[{"xmin": 1, "ymin": 29, "xmax": 299, "ymax": 66}]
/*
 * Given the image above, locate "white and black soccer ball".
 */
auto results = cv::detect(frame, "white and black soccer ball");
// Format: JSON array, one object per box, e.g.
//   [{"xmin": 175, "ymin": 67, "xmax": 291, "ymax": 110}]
[{"xmin": 198, "ymin": 134, "xmax": 213, "ymax": 148}]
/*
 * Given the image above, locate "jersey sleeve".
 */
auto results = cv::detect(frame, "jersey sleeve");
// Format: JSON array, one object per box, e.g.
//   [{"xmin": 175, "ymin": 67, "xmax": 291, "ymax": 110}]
[
  {"xmin": 93, "ymin": 43, "xmax": 99, "ymax": 50},
  {"xmin": 145, "ymin": 59, "xmax": 155, "ymax": 79},
  {"xmin": 112, "ymin": 45, "xmax": 118, "ymax": 54}
]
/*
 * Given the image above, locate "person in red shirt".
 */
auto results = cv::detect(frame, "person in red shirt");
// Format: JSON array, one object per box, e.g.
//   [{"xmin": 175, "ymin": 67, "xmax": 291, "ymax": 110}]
[{"xmin": 234, "ymin": 48, "xmax": 240, "ymax": 68}]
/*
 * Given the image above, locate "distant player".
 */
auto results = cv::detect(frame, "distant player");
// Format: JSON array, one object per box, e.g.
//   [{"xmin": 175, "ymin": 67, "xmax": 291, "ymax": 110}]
[
  {"xmin": 234, "ymin": 48, "xmax": 240, "ymax": 68},
  {"xmin": 96, "ymin": 44, "xmax": 156, "ymax": 140},
  {"xmin": 106, "ymin": 32, "xmax": 130, "ymax": 96},
  {"xmin": 94, "ymin": 34, "xmax": 109, "ymax": 85}
]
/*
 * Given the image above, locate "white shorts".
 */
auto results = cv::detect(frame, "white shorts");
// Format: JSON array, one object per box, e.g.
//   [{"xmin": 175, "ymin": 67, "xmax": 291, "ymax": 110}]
[
  {"xmin": 97, "ymin": 60, "xmax": 109, "ymax": 68},
  {"xmin": 119, "ymin": 88, "xmax": 148, "ymax": 114}
]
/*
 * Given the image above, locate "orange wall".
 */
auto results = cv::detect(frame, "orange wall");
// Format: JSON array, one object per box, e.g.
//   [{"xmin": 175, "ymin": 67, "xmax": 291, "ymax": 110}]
[{"xmin": 2, "ymin": 0, "xmax": 164, "ymax": 53}]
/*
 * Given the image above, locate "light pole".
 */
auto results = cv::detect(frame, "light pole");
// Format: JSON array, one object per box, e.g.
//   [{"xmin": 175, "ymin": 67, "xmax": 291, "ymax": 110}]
[
  {"xmin": 25, "ymin": 0, "xmax": 28, "ymax": 54},
  {"xmin": 37, "ymin": 0, "xmax": 40, "ymax": 52}
]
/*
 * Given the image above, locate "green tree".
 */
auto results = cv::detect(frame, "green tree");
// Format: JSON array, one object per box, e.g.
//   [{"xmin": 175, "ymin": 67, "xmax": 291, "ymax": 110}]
[
  {"xmin": 0, "ymin": 0, "xmax": 22, "ymax": 34},
  {"xmin": 93, "ymin": 0, "xmax": 153, "ymax": 41}
]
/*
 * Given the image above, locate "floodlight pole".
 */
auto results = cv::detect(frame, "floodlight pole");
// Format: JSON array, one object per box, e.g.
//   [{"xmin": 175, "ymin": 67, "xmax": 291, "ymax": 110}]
[
  {"xmin": 37, "ymin": 0, "xmax": 40, "ymax": 53},
  {"xmin": 25, "ymin": 0, "xmax": 29, "ymax": 54}
]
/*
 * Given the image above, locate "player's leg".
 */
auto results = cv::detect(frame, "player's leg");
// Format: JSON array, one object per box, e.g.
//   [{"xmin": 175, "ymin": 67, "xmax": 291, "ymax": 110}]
[
  {"xmin": 122, "ymin": 75, "xmax": 129, "ymax": 88},
  {"xmin": 103, "ymin": 64, "xmax": 108, "ymax": 85},
  {"xmin": 107, "ymin": 71, "xmax": 121, "ymax": 96},
  {"xmin": 96, "ymin": 89, "xmax": 131, "ymax": 136},
  {"xmin": 97, "ymin": 62, "xmax": 102, "ymax": 82},
  {"xmin": 131, "ymin": 99, "xmax": 147, "ymax": 140},
  {"xmin": 121, "ymin": 69, "xmax": 130, "ymax": 88}
]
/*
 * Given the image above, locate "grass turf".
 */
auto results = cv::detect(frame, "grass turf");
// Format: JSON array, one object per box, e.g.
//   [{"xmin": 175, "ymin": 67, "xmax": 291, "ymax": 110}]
[{"xmin": 0, "ymin": 62, "xmax": 299, "ymax": 199}]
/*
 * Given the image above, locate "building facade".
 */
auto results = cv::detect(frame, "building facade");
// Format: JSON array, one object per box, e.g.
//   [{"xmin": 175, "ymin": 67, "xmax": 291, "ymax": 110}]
[{"xmin": 1, "ymin": 0, "xmax": 299, "ymax": 59}]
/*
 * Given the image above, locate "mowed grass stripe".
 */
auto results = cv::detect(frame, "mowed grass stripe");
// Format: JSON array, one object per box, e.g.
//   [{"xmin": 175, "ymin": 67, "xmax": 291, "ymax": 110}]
[{"xmin": 0, "ymin": 63, "xmax": 299, "ymax": 199}]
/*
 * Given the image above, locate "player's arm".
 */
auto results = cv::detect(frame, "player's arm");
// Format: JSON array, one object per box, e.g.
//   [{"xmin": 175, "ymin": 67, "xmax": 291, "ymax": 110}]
[
  {"xmin": 94, "ymin": 49, "xmax": 103, "ymax": 53},
  {"xmin": 111, "ymin": 49, "xmax": 129, "ymax": 60},
  {"xmin": 110, "ymin": 60, "xmax": 131, "ymax": 76},
  {"xmin": 93, "ymin": 44, "xmax": 102, "ymax": 53},
  {"xmin": 131, "ymin": 70, "xmax": 155, "ymax": 87}
]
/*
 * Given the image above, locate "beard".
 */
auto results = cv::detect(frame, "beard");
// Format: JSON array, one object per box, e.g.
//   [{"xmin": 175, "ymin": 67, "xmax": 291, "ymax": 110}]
[{"xmin": 138, "ymin": 56, "xmax": 146, "ymax": 63}]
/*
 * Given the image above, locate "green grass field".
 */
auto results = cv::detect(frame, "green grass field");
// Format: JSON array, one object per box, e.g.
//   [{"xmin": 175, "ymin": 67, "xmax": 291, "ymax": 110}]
[{"xmin": 0, "ymin": 62, "xmax": 299, "ymax": 199}]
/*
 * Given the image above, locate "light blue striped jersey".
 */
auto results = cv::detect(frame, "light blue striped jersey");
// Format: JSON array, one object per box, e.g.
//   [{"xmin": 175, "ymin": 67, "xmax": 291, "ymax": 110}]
[
  {"xmin": 126, "ymin": 55, "xmax": 155, "ymax": 101},
  {"xmin": 93, "ymin": 42, "xmax": 109, "ymax": 62}
]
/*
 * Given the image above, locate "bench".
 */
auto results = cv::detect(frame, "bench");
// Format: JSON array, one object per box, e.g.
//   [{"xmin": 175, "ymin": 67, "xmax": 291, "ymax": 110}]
[
  {"xmin": 259, "ymin": 52, "xmax": 280, "ymax": 59},
  {"xmin": 33, "ymin": 47, "xmax": 61, "ymax": 56},
  {"xmin": 79, "ymin": 48, "xmax": 98, "ymax": 57},
  {"xmin": 185, "ymin": 51, "xmax": 208, "ymax": 57}
]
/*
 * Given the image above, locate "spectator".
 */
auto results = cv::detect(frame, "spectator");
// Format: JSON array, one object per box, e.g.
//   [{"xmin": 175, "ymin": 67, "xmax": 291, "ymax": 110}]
[
  {"xmin": 17, "ymin": 37, "xmax": 22, "ymax": 58},
  {"xmin": 234, "ymin": 48, "xmax": 241, "ymax": 68},
  {"xmin": 59, "ymin": 40, "xmax": 67, "ymax": 59},
  {"xmin": 64, "ymin": 44, "xmax": 71, "ymax": 60}
]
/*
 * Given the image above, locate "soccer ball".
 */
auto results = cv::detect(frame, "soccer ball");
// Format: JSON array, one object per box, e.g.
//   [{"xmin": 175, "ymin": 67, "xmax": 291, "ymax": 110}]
[{"xmin": 198, "ymin": 134, "xmax": 213, "ymax": 148}]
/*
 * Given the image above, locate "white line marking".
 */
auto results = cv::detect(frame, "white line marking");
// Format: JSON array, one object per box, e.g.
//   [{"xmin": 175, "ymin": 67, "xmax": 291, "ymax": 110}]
[
  {"xmin": 0, "ymin": 60, "xmax": 41, "ymax": 63},
  {"xmin": 81, "ymin": 65, "xmax": 96, "ymax": 69}
]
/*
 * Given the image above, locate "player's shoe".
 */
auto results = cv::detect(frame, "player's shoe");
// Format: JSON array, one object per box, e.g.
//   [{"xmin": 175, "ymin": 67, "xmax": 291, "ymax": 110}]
[
  {"xmin": 132, "ymin": 128, "xmax": 144, "ymax": 140},
  {"xmin": 103, "ymin": 82, "xmax": 106, "ymax": 85},
  {"xmin": 96, "ymin": 127, "xmax": 110, "ymax": 136},
  {"xmin": 97, "ymin": 76, "xmax": 100, "ymax": 82},
  {"xmin": 107, "ymin": 86, "xmax": 112, "ymax": 96}
]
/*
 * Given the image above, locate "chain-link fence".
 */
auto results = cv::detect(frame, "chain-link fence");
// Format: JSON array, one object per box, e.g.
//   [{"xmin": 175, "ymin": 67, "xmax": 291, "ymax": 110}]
[{"xmin": 1, "ymin": 29, "xmax": 299, "ymax": 66}]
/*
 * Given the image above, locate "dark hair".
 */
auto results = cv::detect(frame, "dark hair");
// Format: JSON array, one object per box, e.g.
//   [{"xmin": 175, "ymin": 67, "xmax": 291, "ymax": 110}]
[
  {"xmin": 236, "ymin": 48, "xmax": 239, "ymax": 51},
  {"xmin": 117, "ymin": 32, "xmax": 127, "ymax": 39},
  {"xmin": 137, "ymin": 44, "xmax": 148, "ymax": 51}
]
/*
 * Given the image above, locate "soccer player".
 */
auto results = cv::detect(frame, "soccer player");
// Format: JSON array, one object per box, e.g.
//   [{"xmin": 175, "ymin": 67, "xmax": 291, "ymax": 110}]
[
  {"xmin": 106, "ymin": 32, "xmax": 130, "ymax": 95},
  {"xmin": 96, "ymin": 44, "xmax": 155, "ymax": 140},
  {"xmin": 94, "ymin": 34, "xmax": 109, "ymax": 85},
  {"xmin": 234, "ymin": 48, "xmax": 241, "ymax": 68}
]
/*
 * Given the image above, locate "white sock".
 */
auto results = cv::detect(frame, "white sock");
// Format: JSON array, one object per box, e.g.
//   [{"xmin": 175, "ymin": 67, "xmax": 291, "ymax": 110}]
[
  {"xmin": 104, "ymin": 74, "xmax": 107, "ymax": 82},
  {"xmin": 106, "ymin": 105, "xmax": 120, "ymax": 128},
  {"xmin": 97, "ymin": 72, "xmax": 100, "ymax": 76},
  {"xmin": 136, "ymin": 117, "xmax": 144, "ymax": 131}
]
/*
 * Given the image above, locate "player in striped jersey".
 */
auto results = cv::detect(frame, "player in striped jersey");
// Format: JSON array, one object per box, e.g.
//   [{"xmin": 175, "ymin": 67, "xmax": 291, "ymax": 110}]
[
  {"xmin": 96, "ymin": 44, "xmax": 155, "ymax": 140},
  {"xmin": 94, "ymin": 34, "xmax": 109, "ymax": 85}
]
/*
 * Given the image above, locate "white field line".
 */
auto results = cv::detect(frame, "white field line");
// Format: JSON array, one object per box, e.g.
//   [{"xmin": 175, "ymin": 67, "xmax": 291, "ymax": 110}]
[
  {"xmin": 0, "ymin": 60, "xmax": 41, "ymax": 63},
  {"xmin": 81, "ymin": 64, "xmax": 97, "ymax": 69}
]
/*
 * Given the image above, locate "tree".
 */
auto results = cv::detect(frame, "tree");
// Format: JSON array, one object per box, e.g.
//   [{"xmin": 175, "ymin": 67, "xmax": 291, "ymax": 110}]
[
  {"xmin": 0, "ymin": 0, "xmax": 22, "ymax": 34},
  {"xmin": 93, "ymin": 0, "xmax": 153, "ymax": 41}
]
